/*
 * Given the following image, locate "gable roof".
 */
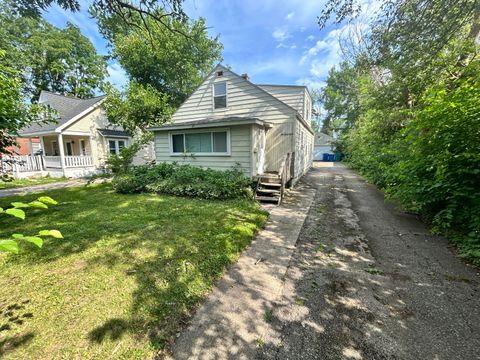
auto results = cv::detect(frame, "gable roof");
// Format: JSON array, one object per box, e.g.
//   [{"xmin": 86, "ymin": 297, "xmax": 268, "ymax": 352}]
[
  {"xmin": 19, "ymin": 91, "xmax": 105, "ymax": 135},
  {"xmin": 172, "ymin": 64, "xmax": 313, "ymax": 134}
]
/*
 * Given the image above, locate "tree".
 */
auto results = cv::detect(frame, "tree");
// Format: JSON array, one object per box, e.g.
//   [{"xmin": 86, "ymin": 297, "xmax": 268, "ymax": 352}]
[
  {"xmin": 0, "ymin": 50, "xmax": 53, "ymax": 155},
  {"xmin": 103, "ymin": 82, "xmax": 173, "ymax": 133},
  {"xmin": 97, "ymin": 10, "xmax": 222, "ymax": 132},
  {"xmin": 0, "ymin": 4, "xmax": 108, "ymax": 101},
  {"xmin": 9, "ymin": 0, "xmax": 188, "ymax": 36},
  {"xmin": 97, "ymin": 13, "xmax": 222, "ymax": 107}
]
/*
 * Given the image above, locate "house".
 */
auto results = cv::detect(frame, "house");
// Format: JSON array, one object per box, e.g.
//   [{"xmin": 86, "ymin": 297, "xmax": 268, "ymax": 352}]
[
  {"xmin": 14, "ymin": 91, "xmax": 151, "ymax": 178},
  {"xmin": 5, "ymin": 137, "xmax": 41, "ymax": 156},
  {"xmin": 148, "ymin": 64, "xmax": 314, "ymax": 201},
  {"xmin": 313, "ymin": 132, "xmax": 334, "ymax": 161}
]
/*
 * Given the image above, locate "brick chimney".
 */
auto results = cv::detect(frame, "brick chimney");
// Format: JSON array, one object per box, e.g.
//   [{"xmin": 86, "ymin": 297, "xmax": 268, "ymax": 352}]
[{"xmin": 241, "ymin": 73, "xmax": 249, "ymax": 81}]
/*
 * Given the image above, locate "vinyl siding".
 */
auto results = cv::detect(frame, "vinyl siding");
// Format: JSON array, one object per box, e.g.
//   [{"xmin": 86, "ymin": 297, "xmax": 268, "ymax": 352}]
[
  {"xmin": 293, "ymin": 120, "xmax": 314, "ymax": 181},
  {"xmin": 167, "ymin": 67, "xmax": 297, "ymax": 172},
  {"xmin": 154, "ymin": 125, "xmax": 252, "ymax": 177},
  {"xmin": 259, "ymin": 85, "xmax": 313, "ymax": 125}
]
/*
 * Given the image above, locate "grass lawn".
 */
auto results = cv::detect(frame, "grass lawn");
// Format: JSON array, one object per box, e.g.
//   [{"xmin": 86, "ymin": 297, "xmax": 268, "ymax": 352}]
[
  {"xmin": 0, "ymin": 177, "xmax": 68, "ymax": 190},
  {"xmin": 0, "ymin": 184, "xmax": 267, "ymax": 359}
]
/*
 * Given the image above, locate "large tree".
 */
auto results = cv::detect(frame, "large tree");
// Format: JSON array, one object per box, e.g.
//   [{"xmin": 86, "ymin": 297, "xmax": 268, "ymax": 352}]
[
  {"xmin": 98, "ymin": 10, "xmax": 222, "ymax": 132},
  {"xmin": 0, "ymin": 4, "xmax": 108, "ymax": 101}
]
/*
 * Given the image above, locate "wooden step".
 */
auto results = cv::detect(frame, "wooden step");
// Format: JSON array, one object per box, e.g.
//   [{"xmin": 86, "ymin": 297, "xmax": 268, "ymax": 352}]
[
  {"xmin": 255, "ymin": 196, "xmax": 280, "ymax": 203},
  {"xmin": 256, "ymin": 188, "xmax": 281, "ymax": 195},
  {"xmin": 259, "ymin": 182, "xmax": 281, "ymax": 187}
]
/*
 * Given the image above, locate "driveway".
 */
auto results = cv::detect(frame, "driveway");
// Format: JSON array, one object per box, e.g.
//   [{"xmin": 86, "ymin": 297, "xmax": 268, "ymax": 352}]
[{"xmin": 258, "ymin": 163, "xmax": 480, "ymax": 360}]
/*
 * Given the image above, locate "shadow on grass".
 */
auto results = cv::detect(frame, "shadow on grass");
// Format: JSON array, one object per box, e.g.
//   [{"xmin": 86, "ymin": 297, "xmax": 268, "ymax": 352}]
[
  {"xmin": 0, "ymin": 332, "xmax": 34, "ymax": 357},
  {"xmin": 0, "ymin": 184, "xmax": 267, "ymax": 355}
]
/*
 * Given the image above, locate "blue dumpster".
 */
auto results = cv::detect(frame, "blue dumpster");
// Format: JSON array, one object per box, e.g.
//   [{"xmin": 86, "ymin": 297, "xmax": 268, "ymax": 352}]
[
  {"xmin": 327, "ymin": 154, "xmax": 335, "ymax": 161},
  {"xmin": 322, "ymin": 153, "xmax": 329, "ymax": 161}
]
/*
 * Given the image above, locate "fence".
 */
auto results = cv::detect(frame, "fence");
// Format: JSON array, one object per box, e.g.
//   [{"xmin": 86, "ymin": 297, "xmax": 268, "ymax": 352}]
[{"xmin": 0, "ymin": 155, "xmax": 45, "ymax": 173}]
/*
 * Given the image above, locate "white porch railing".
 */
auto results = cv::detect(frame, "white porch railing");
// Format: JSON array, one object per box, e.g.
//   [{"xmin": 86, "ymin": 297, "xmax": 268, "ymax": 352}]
[
  {"xmin": 44, "ymin": 156, "xmax": 62, "ymax": 168},
  {"xmin": 1, "ymin": 155, "xmax": 44, "ymax": 173},
  {"xmin": 64, "ymin": 155, "xmax": 93, "ymax": 168},
  {"xmin": 44, "ymin": 155, "xmax": 94, "ymax": 168}
]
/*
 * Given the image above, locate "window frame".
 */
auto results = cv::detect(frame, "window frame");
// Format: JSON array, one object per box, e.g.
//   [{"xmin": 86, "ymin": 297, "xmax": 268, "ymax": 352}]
[
  {"xmin": 212, "ymin": 81, "xmax": 228, "ymax": 110},
  {"xmin": 169, "ymin": 128, "xmax": 231, "ymax": 156},
  {"xmin": 107, "ymin": 138, "xmax": 128, "ymax": 155}
]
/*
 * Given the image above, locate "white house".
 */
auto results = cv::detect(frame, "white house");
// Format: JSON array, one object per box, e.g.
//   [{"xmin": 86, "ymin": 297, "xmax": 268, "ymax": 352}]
[
  {"xmin": 148, "ymin": 64, "xmax": 315, "ymax": 203},
  {"xmin": 14, "ymin": 91, "xmax": 151, "ymax": 178}
]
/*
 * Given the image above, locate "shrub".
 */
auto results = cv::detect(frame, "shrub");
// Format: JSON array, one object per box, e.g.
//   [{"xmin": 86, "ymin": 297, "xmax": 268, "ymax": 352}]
[{"xmin": 112, "ymin": 163, "xmax": 253, "ymax": 200}]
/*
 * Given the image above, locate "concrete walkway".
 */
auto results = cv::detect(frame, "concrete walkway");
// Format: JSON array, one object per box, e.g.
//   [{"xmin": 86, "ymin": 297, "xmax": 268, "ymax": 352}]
[
  {"xmin": 0, "ymin": 179, "xmax": 87, "ymax": 198},
  {"xmin": 167, "ymin": 177, "xmax": 317, "ymax": 359}
]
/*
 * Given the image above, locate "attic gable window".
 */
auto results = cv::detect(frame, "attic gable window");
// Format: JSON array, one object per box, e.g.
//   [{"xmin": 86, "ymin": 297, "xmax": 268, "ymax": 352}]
[{"xmin": 213, "ymin": 81, "xmax": 227, "ymax": 109}]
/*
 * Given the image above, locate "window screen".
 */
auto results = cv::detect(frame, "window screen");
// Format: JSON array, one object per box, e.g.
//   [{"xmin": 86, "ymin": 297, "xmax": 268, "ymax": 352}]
[
  {"xmin": 185, "ymin": 132, "xmax": 212, "ymax": 153},
  {"xmin": 213, "ymin": 132, "xmax": 227, "ymax": 152},
  {"xmin": 172, "ymin": 134, "xmax": 184, "ymax": 153},
  {"xmin": 109, "ymin": 140, "xmax": 117, "ymax": 154},
  {"xmin": 214, "ymin": 82, "xmax": 227, "ymax": 109}
]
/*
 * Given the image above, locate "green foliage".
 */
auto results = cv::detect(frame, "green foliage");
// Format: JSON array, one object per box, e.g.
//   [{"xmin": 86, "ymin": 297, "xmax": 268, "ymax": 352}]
[
  {"xmin": 0, "ymin": 3, "xmax": 107, "ymax": 100},
  {"xmin": 103, "ymin": 82, "xmax": 173, "ymax": 133},
  {"xmin": 112, "ymin": 163, "xmax": 253, "ymax": 200},
  {"xmin": 0, "ymin": 196, "xmax": 63, "ymax": 253},
  {"xmin": 320, "ymin": 1, "xmax": 480, "ymax": 264},
  {"xmin": 0, "ymin": 49, "xmax": 55, "ymax": 154},
  {"xmin": 95, "ymin": 13, "xmax": 223, "ymax": 108},
  {"xmin": 105, "ymin": 139, "xmax": 142, "ymax": 174},
  {"xmin": 0, "ymin": 185, "xmax": 266, "ymax": 357}
]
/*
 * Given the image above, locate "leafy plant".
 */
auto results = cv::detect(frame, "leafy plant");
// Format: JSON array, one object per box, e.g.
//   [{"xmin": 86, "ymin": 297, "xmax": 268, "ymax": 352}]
[
  {"xmin": 112, "ymin": 163, "xmax": 253, "ymax": 200},
  {"xmin": 0, "ymin": 196, "xmax": 63, "ymax": 253}
]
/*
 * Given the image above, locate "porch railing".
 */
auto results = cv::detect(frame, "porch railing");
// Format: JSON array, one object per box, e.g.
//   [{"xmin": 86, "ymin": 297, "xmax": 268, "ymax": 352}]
[
  {"xmin": 64, "ymin": 155, "xmax": 93, "ymax": 168},
  {"xmin": 44, "ymin": 156, "xmax": 62, "ymax": 168},
  {"xmin": 0, "ymin": 155, "xmax": 44, "ymax": 173},
  {"xmin": 44, "ymin": 155, "xmax": 94, "ymax": 168}
]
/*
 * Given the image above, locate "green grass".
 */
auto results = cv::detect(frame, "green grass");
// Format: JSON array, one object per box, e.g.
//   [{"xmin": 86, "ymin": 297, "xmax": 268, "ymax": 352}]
[
  {"xmin": 0, "ymin": 177, "xmax": 67, "ymax": 190},
  {"xmin": 0, "ymin": 184, "xmax": 267, "ymax": 359}
]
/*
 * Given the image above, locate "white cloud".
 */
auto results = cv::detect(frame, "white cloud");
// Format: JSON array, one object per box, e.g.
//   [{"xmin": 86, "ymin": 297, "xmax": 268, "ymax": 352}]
[
  {"xmin": 272, "ymin": 28, "xmax": 292, "ymax": 42},
  {"xmin": 300, "ymin": 26, "xmax": 307, "ymax": 32},
  {"xmin": 107, "ymin": 62, "xmax": 128, "ymax": 89},
  {"xmin": 285, "ymin": 12, "xmax": 295, "ymax": 20},
  {"xmin": 306, "ymin": 35, "xmax": 315, "ymax": 41}
]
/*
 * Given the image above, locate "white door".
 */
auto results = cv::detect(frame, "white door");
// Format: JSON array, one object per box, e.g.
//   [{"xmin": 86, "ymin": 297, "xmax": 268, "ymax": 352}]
[{"xmin": 257, "ymin": 129, "xmax": 266, "ymax": 175}]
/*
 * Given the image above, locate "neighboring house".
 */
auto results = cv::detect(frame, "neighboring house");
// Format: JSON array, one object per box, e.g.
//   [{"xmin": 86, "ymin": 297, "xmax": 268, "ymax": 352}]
[
  {"xmin": 313, "ymin": 132, "xmax": 334, "ymax": 161},
  {"xmin": 149, "ymin": 64, "xmax": 314, "ymax": 190},
  {"xmin": 5, "ymin": 137, "xmax": 41, "ymax": 156},
  {"xmin": 15, "ymin": 91, "xmax": 151, "ymax": 178}
]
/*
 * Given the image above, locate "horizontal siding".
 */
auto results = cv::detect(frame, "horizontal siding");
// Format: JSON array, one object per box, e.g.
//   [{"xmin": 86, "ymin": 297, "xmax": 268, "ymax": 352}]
[
  {"xmin": 172, "ymin": 70, "xmax": 295, "ymax": 125},
  {"xmin": 169, "ymin": 67, "xmax": 298, "ymax": 173},
  {"xmin": 258, "ymin": 85, "xmax": 305, "ymax": 114},
  {"xmin": 154, "ymin": 125, "xmax": 252, "ymax": 177}
]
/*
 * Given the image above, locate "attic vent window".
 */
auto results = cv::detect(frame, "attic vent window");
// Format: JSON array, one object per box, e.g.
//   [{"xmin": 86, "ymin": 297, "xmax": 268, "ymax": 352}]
[
  {"xmin": 213, "ymin": 81, "xmax": 227, "ymax": 109},
  {"xmin": 216, "ymin": 71, "xmax": 223, "ymax": 77}
]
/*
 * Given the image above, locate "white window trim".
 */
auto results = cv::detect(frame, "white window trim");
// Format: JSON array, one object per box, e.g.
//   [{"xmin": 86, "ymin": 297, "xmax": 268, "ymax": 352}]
[
  {"xmin": 212, "ymin": 81, "xmax": 228, "ymax": 111},
  {"xmin": 169, "ymin": 128, "xmax": 231, "ymax": 156},
  {"xmin": 107, "ymin": 138, "xmax": 128, "ymax": 155}
]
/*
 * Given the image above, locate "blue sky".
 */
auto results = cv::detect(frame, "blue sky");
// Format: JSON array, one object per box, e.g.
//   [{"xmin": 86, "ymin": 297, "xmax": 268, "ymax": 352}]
[{"xmin": 42, "ymin": 0, "xmax": 370, "ymax": 92}]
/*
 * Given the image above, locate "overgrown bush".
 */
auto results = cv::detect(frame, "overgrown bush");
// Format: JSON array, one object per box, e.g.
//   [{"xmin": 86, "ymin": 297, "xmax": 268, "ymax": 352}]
[
  {"xmin": 344, "ymin": 68, "xmax": 480, "ymax": 265},
  {"xmin": 112, "ymin": 163, "xmax": 253, "ymax": 200}
]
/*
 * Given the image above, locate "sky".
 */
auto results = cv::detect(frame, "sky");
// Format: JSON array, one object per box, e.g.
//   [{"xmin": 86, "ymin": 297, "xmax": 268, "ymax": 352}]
[{"xmin": 41, "ymin": 0, "xmax": 375, "ymax": 92}]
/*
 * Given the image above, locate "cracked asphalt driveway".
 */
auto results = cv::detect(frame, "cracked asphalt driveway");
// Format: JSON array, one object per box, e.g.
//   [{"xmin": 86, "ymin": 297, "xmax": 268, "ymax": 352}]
[{"xmin": 258, "ymin": 163, "xmax": 480, "ymax": 360}]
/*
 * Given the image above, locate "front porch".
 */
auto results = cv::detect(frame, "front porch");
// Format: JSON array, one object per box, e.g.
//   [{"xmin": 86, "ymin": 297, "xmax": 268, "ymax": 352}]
[{"xmin": 6, "ymin": 132, "xmax": 98, "ymax": 178}]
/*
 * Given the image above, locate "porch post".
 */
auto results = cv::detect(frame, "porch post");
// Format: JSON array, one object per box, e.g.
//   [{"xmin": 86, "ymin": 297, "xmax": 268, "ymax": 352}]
[
  {"xmin": 40, "ymin": 136, "xmax": 46, "ymax": 170},
  {"xmin": 58, "ymin": 133, "xmax": 66, "ymax": 176},
  {"xmin": 28, "ymin": 137, "xmax": 33, "ymax": 156},
  {"xmin": 40, "ymin": 136, "xmax": 46, "ymax": 155}
]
